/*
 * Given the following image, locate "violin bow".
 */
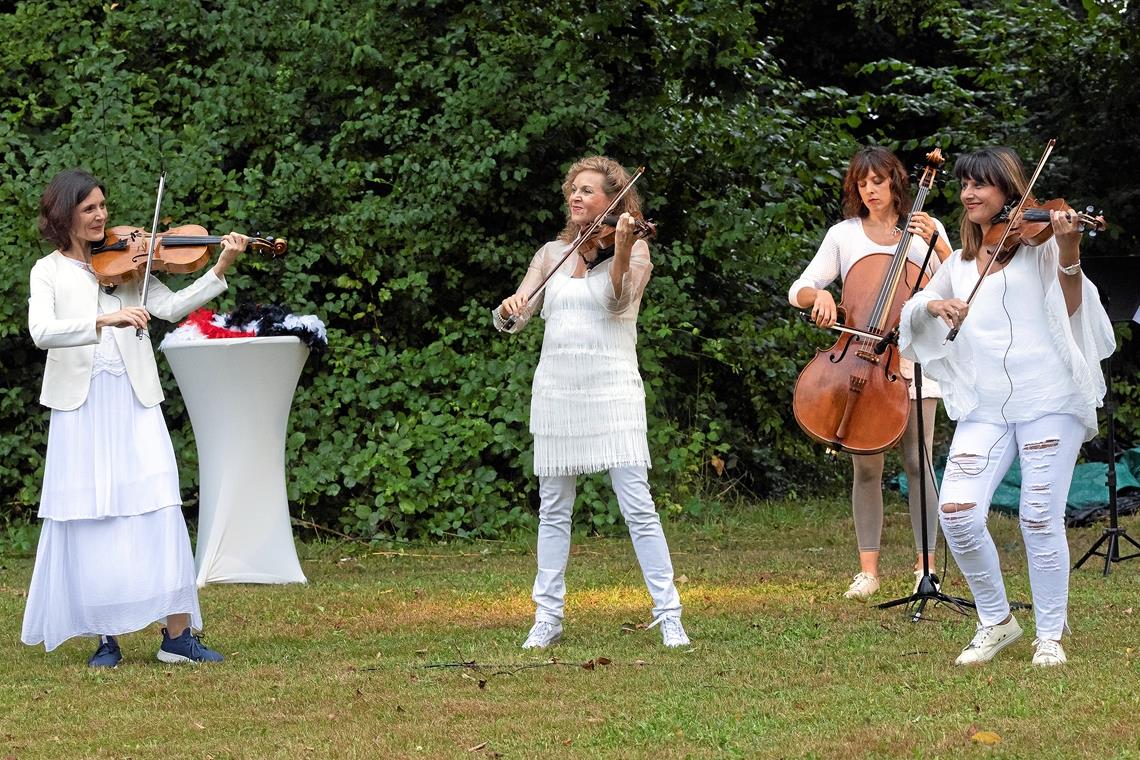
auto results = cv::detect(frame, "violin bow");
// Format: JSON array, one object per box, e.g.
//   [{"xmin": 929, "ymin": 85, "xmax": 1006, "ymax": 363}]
[
  {"xmin": 499, "ymin": 165, "xmax": 646, "ymax": 333},
  {"xmin": 946, "ymin": 139, "xmax": 1055, "ymax": 342},
  {"xmin": 135, "ymin": 171, "xmax": 168, "ymax": 339}
]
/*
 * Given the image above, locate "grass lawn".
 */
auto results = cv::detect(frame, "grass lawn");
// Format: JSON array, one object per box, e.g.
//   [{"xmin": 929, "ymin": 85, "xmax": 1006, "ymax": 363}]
[{"xmin": 1, "ymin": 497, "xmax": 1138, "ymax": 759}]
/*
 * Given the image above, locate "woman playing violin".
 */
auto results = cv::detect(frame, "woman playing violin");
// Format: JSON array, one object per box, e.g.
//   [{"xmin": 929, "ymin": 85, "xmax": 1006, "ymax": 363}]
[
  {"xmin": 789, "ymin": 146, "xmax": 954, "ymax": 602},
  {"xmin": 495, "ymin": 155, "xmax": 688, "ymax": 649},
  {"xmin": 21, "ymin": 169, "xmax": 247, "ymax": 667},
  {"xmin": 899, "ymin": 147, "xmax": 1115, "ymax": 667}
]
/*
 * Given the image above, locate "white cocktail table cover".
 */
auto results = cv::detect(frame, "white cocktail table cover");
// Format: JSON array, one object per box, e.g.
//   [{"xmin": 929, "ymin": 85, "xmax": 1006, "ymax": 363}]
[{"xmin": 162, "ymin": 336, "xmax": 308, "ymax": 586}]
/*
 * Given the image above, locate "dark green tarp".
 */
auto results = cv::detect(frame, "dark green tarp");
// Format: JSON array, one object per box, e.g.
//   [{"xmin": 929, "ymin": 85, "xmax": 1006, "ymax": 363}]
[{"xmin": 898, "ymin": 447, "xmax": 1140, "ymax": 525}]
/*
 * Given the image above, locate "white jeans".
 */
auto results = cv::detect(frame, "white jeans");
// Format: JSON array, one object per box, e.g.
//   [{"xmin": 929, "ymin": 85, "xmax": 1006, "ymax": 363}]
[
  {"xmin": 532, "ymin": 466, "xmax": 682, "ymax": 623},
  {"xmin": 938, "ymin": 414, "xmax": 1083, "ymax": 640}
]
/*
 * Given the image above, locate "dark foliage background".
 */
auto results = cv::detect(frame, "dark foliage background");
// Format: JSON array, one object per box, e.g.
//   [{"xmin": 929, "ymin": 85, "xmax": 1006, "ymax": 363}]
[{"xmin": 1, "ymin": 0, "xmax": 1135, "ymax": 540}]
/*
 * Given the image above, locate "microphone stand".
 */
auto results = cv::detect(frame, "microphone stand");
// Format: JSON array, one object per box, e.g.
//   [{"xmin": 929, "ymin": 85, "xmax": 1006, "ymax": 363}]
[{"xmin": 876, "ymin": 231, "xmax": 977, "ymax": 621}]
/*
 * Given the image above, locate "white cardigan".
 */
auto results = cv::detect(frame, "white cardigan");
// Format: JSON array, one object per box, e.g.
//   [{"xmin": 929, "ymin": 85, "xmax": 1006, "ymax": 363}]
[{"xmin": 28, "ymin": 251, "xmax": 228, "ymax": 410}]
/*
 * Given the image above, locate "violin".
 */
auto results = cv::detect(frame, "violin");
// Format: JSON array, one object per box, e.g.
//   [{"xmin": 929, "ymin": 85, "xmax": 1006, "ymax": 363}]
[
  {"xmin": 581, "ymin": 214, "xmax": 657, "ymax": 269},
  {"xmin": 90, "ymin": 225, "xmax": 287, "ymax": 287},
  {"xmin": 986, "ymin": 198, "xmax": 1106, "ymax": 264},
  {"xmin": 496, "ymin": 167, "xmax": 649, "ymax": 333}
]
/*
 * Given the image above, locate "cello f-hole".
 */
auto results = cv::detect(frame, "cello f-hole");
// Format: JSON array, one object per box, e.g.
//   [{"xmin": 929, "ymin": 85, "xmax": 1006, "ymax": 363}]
[{"xmin": 830, "ymin": 336, "xmax": 856, "ymax": 363}]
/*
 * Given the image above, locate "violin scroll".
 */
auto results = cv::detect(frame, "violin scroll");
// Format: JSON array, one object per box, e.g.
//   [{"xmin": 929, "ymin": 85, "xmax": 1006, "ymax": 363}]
[{"xmin": 247, "ymin": 234, "xmax": 289, "ymax": 256}]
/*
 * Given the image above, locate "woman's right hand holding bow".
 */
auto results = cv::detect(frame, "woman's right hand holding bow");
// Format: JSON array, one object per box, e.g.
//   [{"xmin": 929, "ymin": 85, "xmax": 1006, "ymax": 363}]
[
  {"xmin": 499, "ymin": 293, "xmax": 529, "ymax": 318},
  {"xmin": 810, "ymin": 289, "xmax": 838, "ymax": 328},
  {"xmin": 96, "ymin": 307, "xmax": 150, "ymax": 331},
  {"xmin": 926, "ymin": 298, "xmax": 969, "ymax": 329}
]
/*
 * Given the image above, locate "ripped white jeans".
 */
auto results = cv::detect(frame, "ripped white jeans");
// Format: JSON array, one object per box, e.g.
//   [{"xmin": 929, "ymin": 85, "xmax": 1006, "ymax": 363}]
[{"xmin": 938, "ymin": 414, "xmax": 1083, "ymax": 640}]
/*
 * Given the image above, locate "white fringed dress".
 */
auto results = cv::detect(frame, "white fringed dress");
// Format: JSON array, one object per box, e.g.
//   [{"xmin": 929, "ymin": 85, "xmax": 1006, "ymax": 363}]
[{"xmin": 495, "ymin": 239, "xmax": 654, "ymax": 476}]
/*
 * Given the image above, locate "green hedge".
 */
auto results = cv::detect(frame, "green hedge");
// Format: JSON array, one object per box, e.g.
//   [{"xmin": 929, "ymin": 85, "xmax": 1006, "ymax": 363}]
[{"xmin": 1, "ymin": 0, "xmax": 1136, "ymax": 540}]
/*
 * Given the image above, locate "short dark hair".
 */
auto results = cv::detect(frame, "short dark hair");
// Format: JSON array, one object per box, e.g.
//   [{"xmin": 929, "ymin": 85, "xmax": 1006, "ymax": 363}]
[{"xmin": 38, "ymin": 169, "xmax": 105, "ymax": 251}]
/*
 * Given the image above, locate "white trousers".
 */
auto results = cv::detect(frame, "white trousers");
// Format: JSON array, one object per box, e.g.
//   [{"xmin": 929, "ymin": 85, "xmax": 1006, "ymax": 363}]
[
  {"xmin": 532, "ymin": 466, "xmax": 682, "ymax": 623},
  {"xmin": 938, "ymin": 414, "xmax": 1083, "ymax": 640}
]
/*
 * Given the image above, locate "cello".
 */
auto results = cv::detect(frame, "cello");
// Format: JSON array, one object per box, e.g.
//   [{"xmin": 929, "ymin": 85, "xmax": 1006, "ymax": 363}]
[{"xmin": 792, "ymin": 148, "xmax": 945, "ymax": 455}]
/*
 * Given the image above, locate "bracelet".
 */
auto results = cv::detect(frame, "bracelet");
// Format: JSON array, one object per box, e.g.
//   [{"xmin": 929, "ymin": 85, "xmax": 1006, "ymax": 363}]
[{"xmin": 1058, "ymin": 260, "xmax": 1081, "ymax": 276}]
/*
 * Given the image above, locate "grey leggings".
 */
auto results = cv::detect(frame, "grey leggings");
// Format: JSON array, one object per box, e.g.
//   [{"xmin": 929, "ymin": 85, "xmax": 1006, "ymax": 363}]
[{"xmin": 851, "ymin": 398, "xmax": 939, "ymax": 554}]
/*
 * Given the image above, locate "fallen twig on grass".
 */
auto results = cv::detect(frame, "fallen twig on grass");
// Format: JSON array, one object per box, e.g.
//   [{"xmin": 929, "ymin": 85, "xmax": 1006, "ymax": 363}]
[
  {"xmin": 418, "ymin": 656, "xmax": 616, "ymax": 675},
  {"xmin": 354, "ymin": 656, "xmax": 634, "ymax": 680}
]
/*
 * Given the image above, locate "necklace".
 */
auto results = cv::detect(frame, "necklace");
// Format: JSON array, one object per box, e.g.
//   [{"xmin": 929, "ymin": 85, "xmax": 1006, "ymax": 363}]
[{"xmin": 863, "ymin": 218, "xmax": 901, "ymax": 238}]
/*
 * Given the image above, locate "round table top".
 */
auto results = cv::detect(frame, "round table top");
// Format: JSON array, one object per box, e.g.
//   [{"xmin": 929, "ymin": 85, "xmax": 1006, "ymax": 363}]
[{"xmin": 160, "ymin": 335, "xmax": 304, "ymax": 351}]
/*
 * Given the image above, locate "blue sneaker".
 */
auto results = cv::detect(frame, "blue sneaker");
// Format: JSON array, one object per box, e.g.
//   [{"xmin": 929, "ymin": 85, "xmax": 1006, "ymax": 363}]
[
  {"xmin": 88, "ymin": 635, "xmax": 122, "ymax": 668},
  {"xmin": 156, "ymin": 627, "xmax": 224, "ymax": 664}
]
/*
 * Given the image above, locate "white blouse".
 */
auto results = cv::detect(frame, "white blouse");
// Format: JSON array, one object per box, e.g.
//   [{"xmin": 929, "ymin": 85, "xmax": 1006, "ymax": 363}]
[
  {"xmin": 899, "ymin": 238, "xmax": 1116, "ymax": 441},
  {"xmin": 788, "ymin": 216, "xmax": 949, "ymax": 399},
  {"xmin": 62, "ymin": 258, "xmax": 127, "ymax": 377}
]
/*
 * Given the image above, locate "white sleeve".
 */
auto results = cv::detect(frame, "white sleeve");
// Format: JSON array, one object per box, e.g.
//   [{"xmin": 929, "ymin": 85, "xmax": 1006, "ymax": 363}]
[
  {"xmin": 143, "ymin": 268, "xmax": 228, "ymax": 322},
  {"xmin": 899, "ymin": 255, "xmax": 956, "ymax": 364},
  {"xmin": 788, "ymin": 225, "xmax": 842, "ymax": 305},
  {"xmin": 27, "ymin": 260, "xmax": 99, "ymax": 349}
]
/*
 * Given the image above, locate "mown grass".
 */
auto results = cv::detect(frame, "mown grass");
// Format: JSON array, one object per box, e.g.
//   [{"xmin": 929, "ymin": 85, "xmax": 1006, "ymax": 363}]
[{"xmin": 1, "ymin": 497, "xmax": 1138, "ymax": 759}]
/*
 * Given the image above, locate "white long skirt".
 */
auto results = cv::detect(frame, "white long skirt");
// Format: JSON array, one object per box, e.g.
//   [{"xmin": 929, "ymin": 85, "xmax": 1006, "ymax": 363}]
[
  {"xmin": 21, "ymin": 370, "xmax": 202, "ymax": 652},
  {"xmin": 21, "ymin": 506, "xmax": 203, "ymax": 651},
  {"xmin": 38, "ymin": 371, "xmax": 181, "ymax": 520}
]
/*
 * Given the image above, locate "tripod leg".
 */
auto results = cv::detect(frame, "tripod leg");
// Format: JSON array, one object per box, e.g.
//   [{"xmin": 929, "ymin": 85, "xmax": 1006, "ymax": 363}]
[
  {"xmin": 1103, "ymin": 532, "xmax": 1117, "ymax": 576},
  {"xmin": 1073, "ymin": 530, "xmax": 1113, "ymax": 570},
  {"xmin": 1119, "ymin": 530, "xmax": 1140, "ymax": 554}
]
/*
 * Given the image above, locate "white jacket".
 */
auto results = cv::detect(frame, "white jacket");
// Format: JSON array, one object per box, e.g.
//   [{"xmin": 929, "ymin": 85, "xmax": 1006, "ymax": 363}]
[{"xmin": 28, "ymin": 251, "xmax": 228, "ymax": 410}]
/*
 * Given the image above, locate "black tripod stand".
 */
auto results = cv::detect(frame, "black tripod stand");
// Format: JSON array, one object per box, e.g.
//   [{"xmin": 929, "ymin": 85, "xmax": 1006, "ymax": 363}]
[
  {"xmin": 1073, "ymin": 256, "xmax": 1140, "ymax": 576},
  {"xmin": 877, "ymin": 231, "xmax": 976, "ymax": 621}
]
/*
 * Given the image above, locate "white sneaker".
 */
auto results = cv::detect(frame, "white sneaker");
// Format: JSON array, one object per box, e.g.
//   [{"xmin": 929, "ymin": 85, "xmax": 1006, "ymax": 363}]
[
  {"xmin": 1031, "ymin": 638, "xmax": 1067, "ymax": 667},
  {"xmin": 521, "ymin": 620, "xmax": 562, "ymax": 650},
  {"xmin": 649, "ymin": 615, "xmax": 690, "ymax": 648},
  {"xmin": 954, "ymin": 616, "xmax": 1022, "ymax": 665},
  {"xmin": 843, "ymin": 572, "xmax": 880, "ymax": 601}
]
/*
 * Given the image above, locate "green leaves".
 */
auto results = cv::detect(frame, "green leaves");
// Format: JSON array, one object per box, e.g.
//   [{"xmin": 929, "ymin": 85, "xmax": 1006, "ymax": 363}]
[{"xmin": 3, "ymin": 0, "xmax": 1137, "ymax": 539}]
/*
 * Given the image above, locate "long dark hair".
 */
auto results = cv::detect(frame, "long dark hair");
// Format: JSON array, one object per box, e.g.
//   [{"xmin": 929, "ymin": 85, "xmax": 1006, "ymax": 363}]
[
  {"xmin": 841, "ymin": 146, "xmax": 910, "ymax": 221},
  {"xmin": 953, "ymin": 147, "xmax": 1028, "ymax": 261},
  {"xmin": 38, "ymin": 169, "xmax": 105, "ymax": 252}
]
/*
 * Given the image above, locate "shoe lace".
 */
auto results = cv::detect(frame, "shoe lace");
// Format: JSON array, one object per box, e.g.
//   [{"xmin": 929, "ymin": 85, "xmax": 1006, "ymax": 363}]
[
  {"xmin": 968, "ymin": 622, "xmax": 1006, "ymax": 649},
  {"xmin": 648, "ymin": 615, "xmax": 684, "ymax": 640},
  {"xmin": 526, "ymin": 622, "xmax": 556, "ymax": 643},
  {"xmin": 1034, "ymin": 638, "xmax": 1062, "ymax": 660},
  {"xmin": 184, "ymin": 633, "xmax": 213, "ymax": 657}
]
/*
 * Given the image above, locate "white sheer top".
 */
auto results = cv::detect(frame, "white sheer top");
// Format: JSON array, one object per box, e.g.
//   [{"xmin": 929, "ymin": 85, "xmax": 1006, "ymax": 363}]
[
  {"xmin": 493, "ymin": 239, "xmax": 653, "ymax": 476},
  {"xmin": 899, "ymin": 238, "xmax": 1116, "ymax": 441},
  {"xmin": 788, "ymin": 217, "xmax": 949, "ymax": 399}
]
